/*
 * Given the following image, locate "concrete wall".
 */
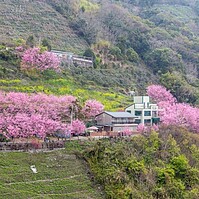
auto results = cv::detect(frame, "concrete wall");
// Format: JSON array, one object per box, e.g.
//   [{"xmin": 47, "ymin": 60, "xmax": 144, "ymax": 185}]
[
  {"xmin": 133, "ymin": 96, "xmax": 149, "ymax": 104},
  {"xmin": 112, "ymin": 124, "xmax": 138, "ymax": 132}
]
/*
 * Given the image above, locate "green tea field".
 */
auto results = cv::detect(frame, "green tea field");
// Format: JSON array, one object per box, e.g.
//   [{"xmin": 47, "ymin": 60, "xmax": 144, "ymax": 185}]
[{"xmin": 0, "ymin": 149, "xmax": 103, "ymax": 199}]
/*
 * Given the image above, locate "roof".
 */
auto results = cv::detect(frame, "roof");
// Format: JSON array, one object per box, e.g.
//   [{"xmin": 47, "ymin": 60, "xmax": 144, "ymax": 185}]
[
  {"xmin": 87, "ymin": 126, "xmax": 98, "ymax": 130},
  {"xmin": 73, "ymin": 57, "xmax": 93, "ymax": 63},
  {"xmin": 125, "ymin": 104, "xmax": 134, "ymax": 109},
  {"xmin": 51, "ymin": 50, "xmax": 73, "ymax": 55},
  {"xmin": 99, "ymin": 111, "xmax": 136, "ymax": 118}
]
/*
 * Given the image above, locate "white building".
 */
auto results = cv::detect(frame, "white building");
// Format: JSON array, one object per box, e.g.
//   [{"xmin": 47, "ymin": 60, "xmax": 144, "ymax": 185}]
[
  {"xmin": 51, "ymin": 50, "xmax": 93, "ymax": 67},
  {"xmin": 125, "ymin": 96, "xmax": 160, "ymax": 125}
]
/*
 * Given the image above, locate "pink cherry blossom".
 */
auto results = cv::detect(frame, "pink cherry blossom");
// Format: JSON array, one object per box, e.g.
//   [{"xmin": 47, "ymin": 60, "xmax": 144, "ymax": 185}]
[
  {"xmin": 0, "ymin": 91, "xmax": 78, "ymax": 139},
  {"xmin": 70, "ymin": 119, "xmax": 86, "ymax": 135},
  {"xmin": 0, "ymin": 90, "xmax": 105, "ymax": 139},
  {"xmin": 147, "ymin": 85, "xmax": 176, "ymax": 105},
  {"xmin": 123, "ymin": 127, "xmax": 133, "ymax": 136},
  {"xmin": 21, "ymin": 47, "xmax": 60, "ymax": 71},
  {"xmin": 137, "ymin": 123, "xmax": 147, "ymax": 133},
  {"xmin": 82, "ymin": 99, "xmax": 104, "ymax": 118},
  {"xmin": 147, "ymin": 85, "xmax": 199, "ymax": 133}
]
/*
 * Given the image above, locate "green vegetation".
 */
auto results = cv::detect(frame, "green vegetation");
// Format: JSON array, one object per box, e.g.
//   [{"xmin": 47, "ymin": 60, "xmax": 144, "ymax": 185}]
[
  {"xmin": 79, "ymin": 0, "xmax": 99, "ymax": 12},
  {"xmin": 0, "ymin": 43, "xmax": 130, "ymax": 111},
  {"xmin": 70, "ymin": 127, "xmax": 199, "ymax": 199},
  {"xmin": 0, "ymin": 149, "xmax": 103, "ymax": 199},
  {"xmin": 1, "ymin": 0, "xmax": 199, "ymax": 103},
  {"xmin": 1, "ymin": 1, "xmax": 199, "ymax": 198},
  {"xmin": 0, "ymin": 0, "xmax": 88, "ymax": 52},
  {"xmin": 160, "ymin": 72, "xmax": 199, "ymax": 104},
  {"xmin": 0, "ymin": 76, "xmax": 129, "ymax": 111},
  {"xmin": 0, "ymin": 128, "xmax": 198, "ymax": 199}
]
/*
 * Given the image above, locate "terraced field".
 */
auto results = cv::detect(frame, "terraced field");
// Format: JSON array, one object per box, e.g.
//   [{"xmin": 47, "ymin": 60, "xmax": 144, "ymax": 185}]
[{"xmin": 0, "ymin": 149, "xmax": 103, "ymax": 199}]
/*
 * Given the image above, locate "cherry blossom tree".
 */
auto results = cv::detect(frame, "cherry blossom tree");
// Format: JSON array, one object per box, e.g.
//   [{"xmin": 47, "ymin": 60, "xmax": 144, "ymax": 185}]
[
  {"xmin": 123, "ymin": 127, "xmax": 133, "ymax": 136},
  {"xmin": 136, "ymin": 123, "xmax": 159, "ymax": 134},
  {"xmin": 21, "ymin": 47, "xmax": 60, "ymax": 71},
  {"xmin": 151, "ymin": 124, "xmax": 159, "ymax": 131},
  {"xmin": 147, "ymin": 85, "xmax": 176, "ymax": 104},
  {"xmin": 0, "ymin": 91, "xmax": 77, "ymax": 139},
  {"xmin": 137, "ymin": 124, "xmax": 147, "ymax": 133},
  {"xmin": 1, "ymin": 92, "xmax": 77, "ymax": 121},
  {"xmin": 147, "ymin": 85, "xmax": 199, "ymax": 133},
  {"xmin": 0, "ymin": 112, "xmax": 65, "ymax": 139},
  {"xmin": 0, "ymin": 90, "xmax": 105, "ymax": 139},
  {"xmin": 70, "ymin": 119, "xmax": 86, "ymax": 136},
  {"xmin": 82, "ymin": 99, "xmax": 104, "ymax": 119}
]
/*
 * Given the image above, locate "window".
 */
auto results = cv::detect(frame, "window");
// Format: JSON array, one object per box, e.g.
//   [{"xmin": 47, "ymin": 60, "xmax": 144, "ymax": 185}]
[
  {"xmin": 135, "ymin": 119, "xmax": 141, "ymax": 124},
  {"xmin": 144, "ymin": 111, "xmax": 151, "ymax": 116},
  {"xmin": 152, "ymin": 111, "xmax": 157, "ymax": 117},
  {"xmin": 152, "ymin": 117, "xmax": 160, "ymax": 124},
  {"xmin": 135, "ymin": 111, "xmax": 142, "ymax": 116},
  {"xmin": 144, "ymin": 119, "xmax": 151, "ymax": 124},
  {"xmin": 126, "ymin": 110, "xmax": 131, "ymax": 114}
]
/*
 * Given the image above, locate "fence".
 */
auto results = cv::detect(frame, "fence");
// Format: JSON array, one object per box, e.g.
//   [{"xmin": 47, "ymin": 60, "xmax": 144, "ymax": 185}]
[{"xmin": 90, "ymin": 131, "xmax": 138, "ymax": 137}]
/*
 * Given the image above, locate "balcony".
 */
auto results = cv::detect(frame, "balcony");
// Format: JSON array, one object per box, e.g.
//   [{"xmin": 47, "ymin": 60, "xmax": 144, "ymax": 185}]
[{"xmin": 112, "ymin": 119, "xmax": 135, "ymax": 124}]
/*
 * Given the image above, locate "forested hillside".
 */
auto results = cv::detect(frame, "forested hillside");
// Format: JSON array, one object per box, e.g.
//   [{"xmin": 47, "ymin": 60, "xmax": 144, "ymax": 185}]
[
  {"xmin": 0, "ymin": 0, "xmax": 199, "ymax": 104},
  {"xmin": 73, "ymin": 126, "xmax": 199, "ymax": 199}
]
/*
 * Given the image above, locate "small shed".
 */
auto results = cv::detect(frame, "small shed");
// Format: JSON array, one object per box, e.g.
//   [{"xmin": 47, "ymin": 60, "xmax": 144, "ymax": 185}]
[{"xmin": 86, "ymin": 126, "xmax": 98, "ymax": 132}]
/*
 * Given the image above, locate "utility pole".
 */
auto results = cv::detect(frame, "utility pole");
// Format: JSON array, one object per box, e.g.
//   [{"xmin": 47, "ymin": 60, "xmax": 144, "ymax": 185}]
[{"xmin": 70, "ymin": 104, "xmax": 73, "ymax": 125}]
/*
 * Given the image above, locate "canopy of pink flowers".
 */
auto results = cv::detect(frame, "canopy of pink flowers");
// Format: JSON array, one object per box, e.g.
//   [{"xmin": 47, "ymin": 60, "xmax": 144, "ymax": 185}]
[
  {"xmin": 82, "ymin": 99, "xmax": 104, "ymax": 118},
  {"xmin": 0, "ymin": 91, "xmax": 104, "ymax": 139},
  {"xmin": 147, "ymin": 85, "xmax": 199, "ymax": 133},
  {"xmin": 21, "ymin": 47, "xmax": 60, "ymax": 71}
]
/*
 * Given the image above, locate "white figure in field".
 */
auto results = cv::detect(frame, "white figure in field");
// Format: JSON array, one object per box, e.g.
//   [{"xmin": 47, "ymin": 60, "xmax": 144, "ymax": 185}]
[{"xmin": 30, "ymin": 165, "xmax": 37, "ymax": 173}]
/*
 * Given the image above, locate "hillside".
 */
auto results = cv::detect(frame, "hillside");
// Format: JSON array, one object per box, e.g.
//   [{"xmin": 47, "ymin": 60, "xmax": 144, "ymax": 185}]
[
  {"xmin": 0, "ymin": 149, "xmax": 104, "ymax": 198},
  {"xmin": 70, "ymin": 127, "xmax": 199, "ymax": 199},
  {"xmin": 0, "ymin": 1, "xmax": 199, "ymax": 198},
  {"xmin": 0, "ymin": 0, "xmax": 199, "ymax": 104},
  {"xmin": 0, "ymin": 0, "xmax": 88, "ymax": 52}
]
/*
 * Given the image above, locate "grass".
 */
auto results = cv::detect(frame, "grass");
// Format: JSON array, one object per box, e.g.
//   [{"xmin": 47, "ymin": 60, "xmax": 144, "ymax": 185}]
[
  {"xmin": 0, "ymin": 0, "xmax": 88, "ymax": 52},
  {"xmin": 0, "ymin": 77, "xmax": 130, "ymax": 111},
  {"xmin": 79, "ymin": 0, "xmax": 100, "ymax": 12},
  {"xmin": 0, "ymin": 149, "xmax": 103, "ymax": 199}
]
